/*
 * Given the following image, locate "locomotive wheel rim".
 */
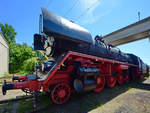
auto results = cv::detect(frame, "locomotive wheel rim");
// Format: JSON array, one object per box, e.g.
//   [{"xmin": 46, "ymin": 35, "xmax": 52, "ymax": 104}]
[
  {"xmin": 118, "ymin": 76, "xmax": 124, "ymax": 85},
  {"xmin": 94, "ymin": 76, "xmax": 105, "ymax": 93},
  {"xmin": 51, "ymin": 83, "xmax": 71, "ymax": 104},
  {"xmin": 107, "ymin": 76, "xmax": 116, "ymax": 88}
]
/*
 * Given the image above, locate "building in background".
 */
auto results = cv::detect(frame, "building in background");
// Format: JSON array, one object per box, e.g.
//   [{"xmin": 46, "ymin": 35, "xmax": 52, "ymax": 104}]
[{"xmin": 0, "ymin": 32, "xmax": 9, "ymax": 77}]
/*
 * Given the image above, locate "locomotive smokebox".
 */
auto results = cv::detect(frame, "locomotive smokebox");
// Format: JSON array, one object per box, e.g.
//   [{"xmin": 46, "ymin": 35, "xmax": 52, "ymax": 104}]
[{"xmin": 34, "ymin": 8, "xmax": 93, "ymax": 58}]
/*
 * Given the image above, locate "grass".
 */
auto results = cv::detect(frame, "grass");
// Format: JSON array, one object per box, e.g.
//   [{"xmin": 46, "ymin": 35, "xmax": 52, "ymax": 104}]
[
  {"xmin": 0, "ymin": 102, "xmax": 13, "ymax": 113},
  {"xmin": 18, "ymin": 93, "xmax": 52, "ymax": 113},
  {"xmin": 18, "ymin": 98, "xmax": 33, "ymax": 113},
  {"xmin": 3, "ymin": 72, "xmax": 11, "ymax": 78},
  {"xmin": 78, "ymin": 94, "xmax": 102, "ymax": 112},
  {"xmin": 17, "ymin": 92, "xmax": 103, "ymax": 113},
  {"xmin": 0, "ymin": 78, "xmax": 2, "ymax": 86}
]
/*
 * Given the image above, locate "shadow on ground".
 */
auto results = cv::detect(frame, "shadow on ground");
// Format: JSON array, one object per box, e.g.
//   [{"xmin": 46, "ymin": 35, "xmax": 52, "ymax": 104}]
[
  {"xmin": 132, "ymin": 83, "xmax": 150, "ymax": 91},
  {"xmin": 1, "ymin": 78, "xmax": 150, "ymax": 113},
  {"xmin": 35, "ymin": 79, "xmax": 150, "ymax": 113}
]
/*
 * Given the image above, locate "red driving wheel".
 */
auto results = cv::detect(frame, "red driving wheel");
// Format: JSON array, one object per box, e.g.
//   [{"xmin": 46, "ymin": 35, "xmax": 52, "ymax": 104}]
[
  {"xmin": 117, "ymin": 75, "xmax": 124, "ymax": 85},
  {"xmin": 94, "ymin": 76, "xmax": 105, "ymax": 93},
  {"xmin": 51, "ymin": 83, "xmax": 71, "ymax": 104},
  {"xmin": 124, "ymin": 75, "xmax": 130, "ymax": 83},
  {"xmin": 107, "ymin": 76, "xmax": 117, "ymax": 88}
]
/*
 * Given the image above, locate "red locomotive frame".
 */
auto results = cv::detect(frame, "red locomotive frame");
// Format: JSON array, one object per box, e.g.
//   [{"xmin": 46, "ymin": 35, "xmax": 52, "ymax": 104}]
[{"xmin": 2, "ymin": 51, "xmax": 148, "ymax": 104}]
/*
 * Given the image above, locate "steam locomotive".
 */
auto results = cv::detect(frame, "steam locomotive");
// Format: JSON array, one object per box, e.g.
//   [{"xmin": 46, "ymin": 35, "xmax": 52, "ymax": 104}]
[
  {"xmin": 2, "ymin": 8, "xmax": 149, "ymax": 105},
  {"xmin": 34, "ymin": 8, "xmax": 149, "ymax": 76}
]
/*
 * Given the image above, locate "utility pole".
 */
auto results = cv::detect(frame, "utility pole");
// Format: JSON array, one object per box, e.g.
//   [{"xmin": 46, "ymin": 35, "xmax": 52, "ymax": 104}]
[
  {"xmin": 149, "ymin": 32, "xmax": 150, "ymax": 42},
  {"xmin": 138, "ymin": 11, "xmax": 141, "ymax": 21},
  {"xmin": 39, "ymin": 14, "xmax": 43, "ymax": 34}
]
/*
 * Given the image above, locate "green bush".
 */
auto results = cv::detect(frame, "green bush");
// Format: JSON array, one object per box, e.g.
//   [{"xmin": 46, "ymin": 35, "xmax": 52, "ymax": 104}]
[
  {"xmin": 22, "ymin": 57, "xmax": 38, "ymax": 73},
  {"xmin": 9, "ymin": 43, "xmax": 37, "ymax": 73},
  {"xmin": 3, "ymin": 72, "xmax": 10, "ymax": 78}
]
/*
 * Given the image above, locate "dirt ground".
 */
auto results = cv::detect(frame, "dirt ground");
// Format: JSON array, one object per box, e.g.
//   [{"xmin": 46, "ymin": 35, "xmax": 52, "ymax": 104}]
[
  {"xmin": 90, "ymin": 79, "xmax": 150, "ymax": 113},
  {"xmin": 0, "ymin": 77, "xmax": 26, "ymax": 101},
  {"xmin": 90, "ymin": 86, "xmax": 150, "ymax": 113},
  {"xmin": 0, "ymin": 79, "xmax": 150, "ymax": 113},
  {"xmin": 0, "ymin": 77, "xmax": 26, "ymax": 113},
  {"xmin": 0, "ymin": 89, "xmax": 25, "ymax": 101}
]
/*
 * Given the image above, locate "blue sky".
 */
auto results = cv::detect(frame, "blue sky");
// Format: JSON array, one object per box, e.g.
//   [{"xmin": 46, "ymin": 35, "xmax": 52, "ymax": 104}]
[{"xmin": 0, "ymin": 0, "xmax": 150, "ymax": 65}]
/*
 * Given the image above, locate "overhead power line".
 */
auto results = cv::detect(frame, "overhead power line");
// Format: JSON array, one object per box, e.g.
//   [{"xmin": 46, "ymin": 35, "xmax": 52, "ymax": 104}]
[
  {"xmin": 76, "ymin": 0, "xmax": 100, "ymax": 22},
  {"xmin": 64, "ymin": 0, "xmax": 80, "ymax": 17}
]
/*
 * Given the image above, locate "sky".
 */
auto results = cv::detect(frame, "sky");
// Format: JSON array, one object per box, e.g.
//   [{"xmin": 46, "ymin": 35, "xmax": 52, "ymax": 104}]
[{"xmin": 0, "ymin": 0, "xmax": 150, "ymax": 65}]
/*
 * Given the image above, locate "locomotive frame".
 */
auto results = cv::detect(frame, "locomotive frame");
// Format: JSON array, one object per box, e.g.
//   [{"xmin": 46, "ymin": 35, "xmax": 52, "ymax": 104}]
[{"xmin": 2, "ymin": 51, "xmax": 148, "ymax": 104}]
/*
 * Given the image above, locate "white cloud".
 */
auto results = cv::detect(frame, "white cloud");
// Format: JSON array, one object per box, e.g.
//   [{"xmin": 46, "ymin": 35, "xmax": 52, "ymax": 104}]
[
  {"xmin": 80, "ymin": 0, "xmax": 101, "ymax": 13},
  {"xmin": 77, "ymin": 0, "xmax": 102, "ymax": 24},
  {"xmin": 77, "ymin": 0, "xmax": 120, "ymax": 25},
  {"xmin": 80, "ymin": 10, "xmax": 111, "ymax": 25}
]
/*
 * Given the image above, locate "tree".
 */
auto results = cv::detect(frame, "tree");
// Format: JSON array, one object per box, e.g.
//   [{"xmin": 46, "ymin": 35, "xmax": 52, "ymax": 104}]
[
  {"xmin": 0, "ymin": 23, "xmax": 37, "ymax": 73},
  {"xmin": 0, "ymin": 23, "xmax": 17, "ymax": 44}
]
